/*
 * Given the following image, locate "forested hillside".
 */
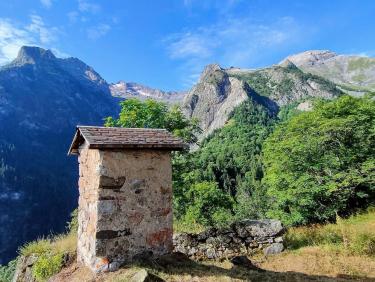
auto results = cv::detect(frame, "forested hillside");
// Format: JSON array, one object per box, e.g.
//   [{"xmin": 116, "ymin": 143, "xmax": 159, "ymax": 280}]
[{"xmin": 174, "ymin": 94, "xmax": 375, "ymax": 229}]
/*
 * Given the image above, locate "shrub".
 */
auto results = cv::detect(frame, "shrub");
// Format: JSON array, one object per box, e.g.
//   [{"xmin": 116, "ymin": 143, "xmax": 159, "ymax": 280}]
[
  {"xmin": 0, "ymin": 260, "xmax": 17, "ymax": 282},
  {"xmin": 32, "ymin": 254, "xmax": 63, "ymax": 282},
  {"xmin": 182, "ymin": 181, "xmax": 234, "ymax": 227}
]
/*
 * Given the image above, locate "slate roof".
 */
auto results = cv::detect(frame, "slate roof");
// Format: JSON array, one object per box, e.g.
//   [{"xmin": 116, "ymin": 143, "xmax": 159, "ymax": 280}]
[{"xmin": 68, "ymin": 126, "xmax": 186, "ymax": 155}]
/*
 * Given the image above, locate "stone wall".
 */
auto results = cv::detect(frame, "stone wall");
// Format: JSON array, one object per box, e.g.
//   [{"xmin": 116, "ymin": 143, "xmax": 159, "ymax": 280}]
[
  {"xmin": 173, "ymin": 219, "xmax": 285, "ymax": 260},
  {"xmin": 77, "ymin": 146, "xmax": 100, "ymax": 269},
  {"xmin": 77, "ymin": 147, "xmax": 173, "ymax": 272}
]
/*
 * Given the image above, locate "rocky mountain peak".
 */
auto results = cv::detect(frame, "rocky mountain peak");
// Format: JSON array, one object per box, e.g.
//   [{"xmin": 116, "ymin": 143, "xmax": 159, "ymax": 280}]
[
  {"xmin": 13, "ymin": 46, "xmax": 56, "ymax": 65},
  {"xmin": 200, "ymin": 64, "xmax": 223, "ymax": 80},
  {"xmin": 278, "ymin": 59, "xmax": 298, "ymax": 69},
  {"xmin": 280, "ymin": 50, "xmax": 337, "ymax": 67}
]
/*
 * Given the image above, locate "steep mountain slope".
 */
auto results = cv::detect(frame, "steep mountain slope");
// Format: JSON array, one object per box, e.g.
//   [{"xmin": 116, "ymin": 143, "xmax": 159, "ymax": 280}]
[
  {"xmin": 110, "ymin": 81, "xmax": 185, "ymax": 103},
  {"xmin": 183, "ymin": 63, "xmax": 342, "ymax": 137},
  {"xmin": 281, "ymin": 50, "xmax": 375, "ymax": 93},
  {"xmin": 0, "ymin": 46, "xmax": 120, "ymax": 264}
]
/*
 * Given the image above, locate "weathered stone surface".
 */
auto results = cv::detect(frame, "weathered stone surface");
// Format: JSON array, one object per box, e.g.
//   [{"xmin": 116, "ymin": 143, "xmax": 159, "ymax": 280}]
[
  {"xmin": 263, "ymin": 243, "xmax": 284, "ymax": 255},
  {"xmin": 130, "ymin": 269, "xmax": 165, "ymax": 282},
  {"xmin": 12, "ymin": 255, "xmax": 37, "ymax": 282},
  {"xmin": 174, "ymin": 219, "xmax": 285, "ymax": 260},
  {"xmin": 77, "ymin": 147, "xmax": 174, "ymax": 272},
  {"xmin": 98, "ymin": 175, "xmax": 126, "ymax": 189}
]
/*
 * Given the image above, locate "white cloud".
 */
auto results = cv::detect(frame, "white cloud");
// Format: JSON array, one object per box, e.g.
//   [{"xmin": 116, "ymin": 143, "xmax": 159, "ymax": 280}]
[
  {"xmin": 27, "ymin": 14, "xmax": 59, "ymax": 44},
  {"xmin": 0, "ymin": 15, "xmax": 61, "ymax": 65},
  {"xmin": 78, "ymin": 0, "xmax": 100, "ymax": 14},
  {"xmin": 164, "ymin": 17, "xmax": 302, "ymax": 87},
  {"xmin": 87, "ymin": 23, "xmax": 110, "ymax": 40},
  {"xmin": 40, "ymin": 0, "xmax": 53, "ymax": 8}
]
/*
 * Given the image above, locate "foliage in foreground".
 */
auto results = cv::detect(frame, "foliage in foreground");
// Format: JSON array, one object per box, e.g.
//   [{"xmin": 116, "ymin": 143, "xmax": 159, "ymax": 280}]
[
  {"xmin": 105, "ymin": 98, "xmax": 201, "ymax": 144},
  {"xmin": 0, "ymin": 260, "xmax": 16, "ymax": 282},
  {"xmin": 263, "ymin": 95, "xmax": 375, "ymax": 225}
]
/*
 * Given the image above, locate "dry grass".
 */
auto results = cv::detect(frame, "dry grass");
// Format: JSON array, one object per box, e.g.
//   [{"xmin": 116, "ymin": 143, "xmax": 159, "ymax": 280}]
[
  {"xmin": 20, "ymin": 232, "xmax": 77, "ymax": 258},
  {"xmin": 285, "ymin": 208, "xmax": 375, "ymax": 257},
  {"xmin": 50, "ymin": 208, "xmax": 375, "ymax": 281},
  {"xmin": 258, "ymin": 246, "xmax": 375, "ymax": 279}
]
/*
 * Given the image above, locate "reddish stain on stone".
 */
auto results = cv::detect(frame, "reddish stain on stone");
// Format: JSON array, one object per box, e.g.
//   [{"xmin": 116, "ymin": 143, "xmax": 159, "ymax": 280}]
[
  {"xmin": 128, "ymin": 211, "xmax": 144, "ymax": 224},
  {"xmin": 146, "ymin": 228, "xmax": 172, "ymax": 247},
  {"xmin": 154, "ymin": 207, "xmax": 171, "ymax": 217}
]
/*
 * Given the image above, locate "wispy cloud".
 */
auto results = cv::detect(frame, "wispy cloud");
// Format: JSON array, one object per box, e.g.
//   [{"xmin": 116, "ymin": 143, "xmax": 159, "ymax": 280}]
[
  {"xmin": 164, "ymin": 17, "xmax": 302, "ymax": 87},
  {"xmin": 87, "ymin": 23, "xmax": 110, "ymax": 40},
  {"xmin": 67, "ymin": 0, "xmax": 112, "ymax": 40},
  {"xmin": 78, "ymin": 0, "xmax": 100, "ymax": 14},
  {"xmin": 27, "ymin": 14, "xmax": 59, "ymax": 44},
  {"xmin": 40, "ymin": 0, "xmax": 53, "ymax": 8},
  {"xmin": 0, "ymin": 15, "xmax": 61, "ymax": 65}
]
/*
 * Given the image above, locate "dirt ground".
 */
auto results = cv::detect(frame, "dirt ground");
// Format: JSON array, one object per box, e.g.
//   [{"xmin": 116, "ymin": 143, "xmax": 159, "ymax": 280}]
[{"xmin": 51, "ymin": 248, "xmax": 375, "ymax": 282}]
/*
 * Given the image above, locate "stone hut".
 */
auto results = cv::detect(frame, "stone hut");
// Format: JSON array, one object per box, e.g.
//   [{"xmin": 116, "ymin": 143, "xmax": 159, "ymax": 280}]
[{"xmin": 68, "ymin": 126, "xmax": 185, "ymax": 272}]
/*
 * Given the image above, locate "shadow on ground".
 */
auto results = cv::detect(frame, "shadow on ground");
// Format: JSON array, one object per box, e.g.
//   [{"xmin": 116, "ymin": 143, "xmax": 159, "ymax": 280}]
[{"xmin": 127, "ymin": 252, "xmax": 375, "ymax": 282}]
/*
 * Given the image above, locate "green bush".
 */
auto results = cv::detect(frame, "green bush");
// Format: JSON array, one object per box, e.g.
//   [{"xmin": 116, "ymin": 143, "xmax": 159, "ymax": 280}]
[
  {"xmin": 182, "ymin": 181, "xmax": 234, "ymax": 227},
  {"xmin": 0, "ymin": 260, "xmax": 17, "ymax": 282},
  {"xmin": 32, "ymin": 254, "xmax": 63, "ymax": 282}
]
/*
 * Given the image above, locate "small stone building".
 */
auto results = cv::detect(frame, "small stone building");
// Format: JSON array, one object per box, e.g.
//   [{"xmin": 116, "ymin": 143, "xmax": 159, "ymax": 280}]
[{"xmin": 68, "ymin": 126, "xmax": 185, "ymax": 272}]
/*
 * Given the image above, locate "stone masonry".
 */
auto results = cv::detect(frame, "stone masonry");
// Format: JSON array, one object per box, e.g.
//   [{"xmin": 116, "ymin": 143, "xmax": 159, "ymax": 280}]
[
  {"xmin": 174, "ymin": 219, "xmax": 285, "ymax": 260},
  {"xmin": 68, "ymin": 126, "xmax": 185, "ymax": 272}
]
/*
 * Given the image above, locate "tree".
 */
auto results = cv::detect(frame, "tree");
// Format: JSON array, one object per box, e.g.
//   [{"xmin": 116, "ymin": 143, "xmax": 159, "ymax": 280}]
[
  {"xmin": 262, "ymin": 95, "xmax": 375, "ymax": 226},
  {"xmin": 105, "ymin": 98, "xmax": 200, "ymax": 144},
  {"xmin": 182, "ymin": 181, "xmax": 234, "ymax": 227}
]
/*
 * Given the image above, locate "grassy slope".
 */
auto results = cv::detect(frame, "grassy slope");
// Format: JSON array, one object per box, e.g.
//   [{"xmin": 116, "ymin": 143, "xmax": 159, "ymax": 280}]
[{"xmin": 49, "ymin": 209, "xmax": 375, "ymax": 281}]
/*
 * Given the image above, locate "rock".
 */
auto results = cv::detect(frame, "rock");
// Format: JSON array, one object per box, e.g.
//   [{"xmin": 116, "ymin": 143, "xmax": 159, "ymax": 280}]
[
  {"xmin": 108, "ymin": 261, "xmax": 121, "ymax": 272},
  {"xmin": 233, "ymin": 219, "xmax": 284, "ymax": 238},
  {"xmin": 263, "ymin": 243, "xmax": 284, "ymax": 255},
  {"xmin": 230, "ymin": 256, "xmax": 265, "ymax": 272},
  {"xmin": 274, "ymin": 236, "xmax": 283, "ymax": 243},
  {"xmin": 12, "ymin": 255, "xmax": 38, "ymax": 282},
  {"xmin": 130, "ymin": 269, "xmax": 165, "ymax": 282},
  {"xmin": 173, "ymin": 219, "xmax": 286, "ymax": 260}
]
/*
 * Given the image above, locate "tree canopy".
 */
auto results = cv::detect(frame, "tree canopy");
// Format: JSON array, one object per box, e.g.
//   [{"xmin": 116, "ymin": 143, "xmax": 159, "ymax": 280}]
[
  {"xmin": 262, "ymin": 95, "xmax": 375, "ymax": 225},
  {"xmin": 105, "ymin": 98, "xmax": 200, "ymax": 144}
]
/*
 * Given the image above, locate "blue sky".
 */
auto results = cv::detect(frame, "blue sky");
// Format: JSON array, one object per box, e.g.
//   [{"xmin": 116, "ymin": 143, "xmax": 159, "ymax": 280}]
[{"xmin": 0, "ymin": 0, "xmax": 374, "ymax": 91}]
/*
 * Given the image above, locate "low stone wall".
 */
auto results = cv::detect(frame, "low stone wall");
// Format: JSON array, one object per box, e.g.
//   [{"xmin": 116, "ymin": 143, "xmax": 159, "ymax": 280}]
[{"xmin": 173, "ymin": 219, "xmax": 285, "ymax": 260}]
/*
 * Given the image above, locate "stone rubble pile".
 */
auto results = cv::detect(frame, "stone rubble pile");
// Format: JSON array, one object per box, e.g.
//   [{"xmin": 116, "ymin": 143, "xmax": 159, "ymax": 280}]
[{"xmin": 173, "ymin": 219, "xmax": 285, "ymax": 260}]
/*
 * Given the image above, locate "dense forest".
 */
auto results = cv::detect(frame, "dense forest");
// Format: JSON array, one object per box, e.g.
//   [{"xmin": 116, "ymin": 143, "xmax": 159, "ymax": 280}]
[{"xmin": 106, "ymin": 94, "xmax": 375, "ymax": 229}]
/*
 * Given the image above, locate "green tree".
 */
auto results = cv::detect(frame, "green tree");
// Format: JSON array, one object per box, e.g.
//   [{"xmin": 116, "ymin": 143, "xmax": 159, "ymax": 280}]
[
  {"xmin": 262, "ymin": 95, "xmax": 375, "ymax": 226},
  {"xmin": 105, "ymin": 98, "xmax": 200, "ymax": 144},
  {"xmin": 182, "ymin": 181, "xmax": 234, "ymax": 227}
]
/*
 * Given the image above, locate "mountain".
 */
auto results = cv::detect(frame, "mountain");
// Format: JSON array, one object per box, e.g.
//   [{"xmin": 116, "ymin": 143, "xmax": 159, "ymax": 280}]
[
  {"xmin": 280, "ymin": 50, "xmax": 375, "ymax": 94},
  {"xmin": 110, "ymin": 81, "xmax": 185, "ymax": 103},
  {"xmin": 0, "ymin": 46, "xmax": 120, "ymax": 264},
  {"xmin": 182, "ymin": 62, "xmax": 342, "ymax": 138}
]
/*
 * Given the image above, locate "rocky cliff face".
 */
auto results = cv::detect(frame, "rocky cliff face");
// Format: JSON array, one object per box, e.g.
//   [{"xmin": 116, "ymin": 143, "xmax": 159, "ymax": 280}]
[
  {"xmin": 110, "ymin": 81, "xmax": 185, "ymax": 103},
  {"xmin": 183, "ymin": 62, "xmax": 341, "ymax": 138},
  {"xmin": 182, "ymin": 64, "xmax": 249, "ymax": 138},
  {"xmin": 0, "ymin": 46, "xmax": 120, "ymax": 264},
  {"xmin": 280, "ymin": 50, "xmax": 375, "ymax": 93}
]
